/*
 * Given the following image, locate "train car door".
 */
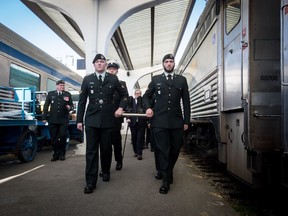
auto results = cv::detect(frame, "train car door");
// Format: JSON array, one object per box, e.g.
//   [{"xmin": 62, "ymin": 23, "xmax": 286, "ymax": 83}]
[
  {"xmin": 225, "ymin": 0, "xmax": 281, "ymax": 186},
  {"xmin": 222, "ymin": 0, "xmax": 253, "ymax": 184}
]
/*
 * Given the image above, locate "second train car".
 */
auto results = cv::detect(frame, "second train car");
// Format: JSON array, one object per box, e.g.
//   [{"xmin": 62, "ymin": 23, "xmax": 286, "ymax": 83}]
[
  {"xmin": 0, "ymin": 23, "xmax": 84, "ymax": 154},
  {"xmin": 177, "ymin": 0, "xmax": 288, "ymax": 187}
]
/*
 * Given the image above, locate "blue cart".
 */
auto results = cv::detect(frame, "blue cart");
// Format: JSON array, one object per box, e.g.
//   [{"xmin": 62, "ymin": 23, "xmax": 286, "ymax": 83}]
[{"xmin": 0, "ymin": 86, "xmax": 38, "ymax": 162}]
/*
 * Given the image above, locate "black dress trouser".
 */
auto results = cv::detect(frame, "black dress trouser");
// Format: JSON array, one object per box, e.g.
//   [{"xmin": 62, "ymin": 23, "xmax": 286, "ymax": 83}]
[
  {"xmin": 85, "ymin": 126, "xmax": 113, "ymax": 185},
  {"xmin": 49, "ymin": 123, "xmax": 67, "ymax": 158},
  {"xmin": 112, "ymin": 121, "xmax": 123, "ymax": 163},
  {"xmin": 152, "ymin": 127, "xmax": 183, "ymax": 183}
]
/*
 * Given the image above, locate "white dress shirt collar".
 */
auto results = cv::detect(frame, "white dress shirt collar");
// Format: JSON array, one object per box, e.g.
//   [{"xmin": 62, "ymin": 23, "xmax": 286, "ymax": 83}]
[
  {"xmin": 95, "ymin": 71, "xmax": 106, "ymax": 79},
  {"xmin": 164, "ymin": 72, "xmax": 174, "ymax": 79}
]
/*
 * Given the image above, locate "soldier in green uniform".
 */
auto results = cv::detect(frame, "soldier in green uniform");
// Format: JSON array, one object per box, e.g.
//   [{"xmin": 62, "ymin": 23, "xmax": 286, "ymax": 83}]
[
  {"xmin": 106, "ymin": 60, "xmax": 128, "ymax": 171},
  {"xmin": 42, "ymin": 80, "xmax": 73, "ymax": 162},
  {"xmin": 143, "ymin": 54, "xmax": 191, "ymax": 194},
  {"xmin": 76, "ymin": 54, "xmax": 129, "ymax": 194}
]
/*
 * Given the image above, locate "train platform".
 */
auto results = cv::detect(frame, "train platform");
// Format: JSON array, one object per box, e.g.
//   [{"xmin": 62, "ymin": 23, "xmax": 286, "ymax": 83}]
[{"xmin": 0, "ymin": 135, "xmax": 239, "ymax": 216}]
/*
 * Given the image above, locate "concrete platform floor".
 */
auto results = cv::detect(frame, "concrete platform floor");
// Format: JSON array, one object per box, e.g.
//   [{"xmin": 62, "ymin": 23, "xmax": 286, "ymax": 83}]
[{"xmin": 0, "ymin": 136, "xmax": 239, "ymax": 216}]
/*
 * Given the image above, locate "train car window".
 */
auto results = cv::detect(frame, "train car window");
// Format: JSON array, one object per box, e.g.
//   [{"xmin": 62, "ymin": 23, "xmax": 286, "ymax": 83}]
[
  {"xmin": 9, "ymin": 63, "xmax": 40, "ymax": 90},
  {"xmin": 225, "ymin": 0, "xmax": 241, "ymax": 34},
  {"xmin": 47, "ymin": 78, "xmax": 57, "ymax": 91}
]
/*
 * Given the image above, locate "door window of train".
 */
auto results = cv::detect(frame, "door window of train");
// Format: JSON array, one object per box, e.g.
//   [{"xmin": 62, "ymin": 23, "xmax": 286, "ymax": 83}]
[
  {"xmin": 225, "ymin": 0, "xmax": 241, "ymax": 34},
  {"xmin": 9, "ymin": 63, "xmax": 40, "ymax": 90}
]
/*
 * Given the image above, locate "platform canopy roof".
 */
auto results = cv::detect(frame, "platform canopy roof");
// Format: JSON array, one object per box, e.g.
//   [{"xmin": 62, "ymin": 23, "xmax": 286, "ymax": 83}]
[{"xmin": 20, "ymin": 0, "xmax": 198, "ymax": 72}]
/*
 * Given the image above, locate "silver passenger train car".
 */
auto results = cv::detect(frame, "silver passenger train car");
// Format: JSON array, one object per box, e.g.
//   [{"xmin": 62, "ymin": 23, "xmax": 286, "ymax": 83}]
[
  {"xmin": 177, "ymin": 0, "xmax": 287, "ymax": 187},
  {"xmin": 0, "ymin": 23, "xmax": 82, "ymax": 92}
]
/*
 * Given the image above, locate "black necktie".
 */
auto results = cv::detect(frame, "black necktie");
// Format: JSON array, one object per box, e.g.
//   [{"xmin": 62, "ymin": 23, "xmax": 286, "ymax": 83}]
[
  {"xmin": 99, "ymin": 75, "xmax": 103, "ymax": 84},
  {"xmin": 167, "ymin": 74, "xmax": 172, "ymax": 85}
]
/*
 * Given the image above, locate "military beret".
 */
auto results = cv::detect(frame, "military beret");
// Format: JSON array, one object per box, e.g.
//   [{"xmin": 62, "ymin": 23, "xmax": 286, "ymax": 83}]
[
  {"xmin": 56, "ymin": 80, "xmax": 65, "ymax": 85},
  {"xmin": 92, "ymin": 53, "xmax": 106, "ymax": 63},
  {"xmin": 162, "ymin": 53, "xmax": 174, "ymax": 62},
  {"xmin": 107, "ymin": 61, "xmax": 120, "ymax": 69}
]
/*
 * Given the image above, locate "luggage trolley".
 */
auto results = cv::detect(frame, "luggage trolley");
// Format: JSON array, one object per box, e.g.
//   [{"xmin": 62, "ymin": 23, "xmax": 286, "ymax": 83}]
[{"xmin": 0, "ymin": 86, "xmax": 38, "ymax": 162}]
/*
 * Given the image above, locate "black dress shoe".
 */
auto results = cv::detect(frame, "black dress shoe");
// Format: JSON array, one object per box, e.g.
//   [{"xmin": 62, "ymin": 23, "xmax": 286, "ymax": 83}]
[
  {"xmin": 59, "ymin": 156, "xmax": 65, "ymax": 161},
  {"xmin": 102, "ymin": 173, "xmax": 110, "ymax": 182},
  {"xmin": 115, "ymin": 162, "xmax": 123, "ymax": 170},
  {"xmin": 51, "ymin": 157, "xmax": 59, "ymax": 162},
  {"xmin": 159, "ymin": 182, "xmax": 170, "ymax": 194},
  {"xmin": 155, "ymin": 171, "xmax": 163, "ymax": 180},
  {"xmin": 84, "ymin": 184, "xmax": 96, "ymax": 194},
  {"xmin": 137, "ymin": 155, "xmax": 142, "ymax": 160},
  {"xmin": 99, "ymin": 171, "xmax": 103, "ymax": 177}
]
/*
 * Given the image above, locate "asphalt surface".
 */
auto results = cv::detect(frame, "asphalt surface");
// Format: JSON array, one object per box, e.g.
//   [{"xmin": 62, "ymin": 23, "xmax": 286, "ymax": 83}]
[{"xmin": 0, "ymin": 136, "xmax": 239, "ymax": 216}]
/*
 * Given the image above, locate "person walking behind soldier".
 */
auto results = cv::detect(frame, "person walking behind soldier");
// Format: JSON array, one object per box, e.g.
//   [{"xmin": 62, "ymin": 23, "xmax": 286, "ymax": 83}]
[
  {"xmin": 76, "ymin": 54, "xmax": 128, "ymax": 194},
  {"xmin": 42, "ymin": 80, "xmax": 73, "ymax": 162},
  {"xmin": 143, "ymin": 54, "xmax": 190, "ymax": 194},
  {"xmin": 105, "ymin": 59, "xmax": 128, "ymax": 171}
]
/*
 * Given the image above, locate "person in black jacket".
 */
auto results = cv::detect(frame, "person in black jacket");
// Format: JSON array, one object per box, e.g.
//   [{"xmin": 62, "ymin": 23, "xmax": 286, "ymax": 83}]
[
  {"xmin": 42, "ymin": 80, "xmax": 73, "ymax": 162},
  {"xmin": 126, "ymin": 89, "xmax": 147, "ymax": 160},
  {"xmin": 76, "ymin": 54, "xmax": 129, "ymax": 194},
  {"xmin": 142, "ymin": 54, "xmax": 191, "ymax": 194},
  {"xmin": 106, "ymin": 60, "xmax": 128, "ymax": 171}
]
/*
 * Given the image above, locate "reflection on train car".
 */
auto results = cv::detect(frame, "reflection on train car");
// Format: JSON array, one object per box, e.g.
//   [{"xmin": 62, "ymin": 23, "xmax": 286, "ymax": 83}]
[
  {"xmin": 177, "ymin": 0, "xmax": 286, "ymax": 188},
  {"xmin": 0, "ymin": 23, "xmax": 83, "ymax": 161}
]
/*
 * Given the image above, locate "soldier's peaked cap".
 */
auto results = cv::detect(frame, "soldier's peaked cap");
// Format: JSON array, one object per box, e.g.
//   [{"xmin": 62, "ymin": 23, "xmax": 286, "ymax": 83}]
[{"xmin": 107, "ymin": 61, "xmax": 120, "ymax": 69}]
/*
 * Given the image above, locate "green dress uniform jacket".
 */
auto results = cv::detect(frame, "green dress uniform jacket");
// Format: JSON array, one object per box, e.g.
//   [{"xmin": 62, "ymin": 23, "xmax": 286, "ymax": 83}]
[
  {"xmin": 142, "ymin": 73, "xmax": 190, "ymax": 128},
  {"xmin": 42, "ymin": 90, "xmax": 73, "ymax": 124},
  {"xmin": 76, "ymin": 73, "xmax": 128, "ymax": 128}
]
